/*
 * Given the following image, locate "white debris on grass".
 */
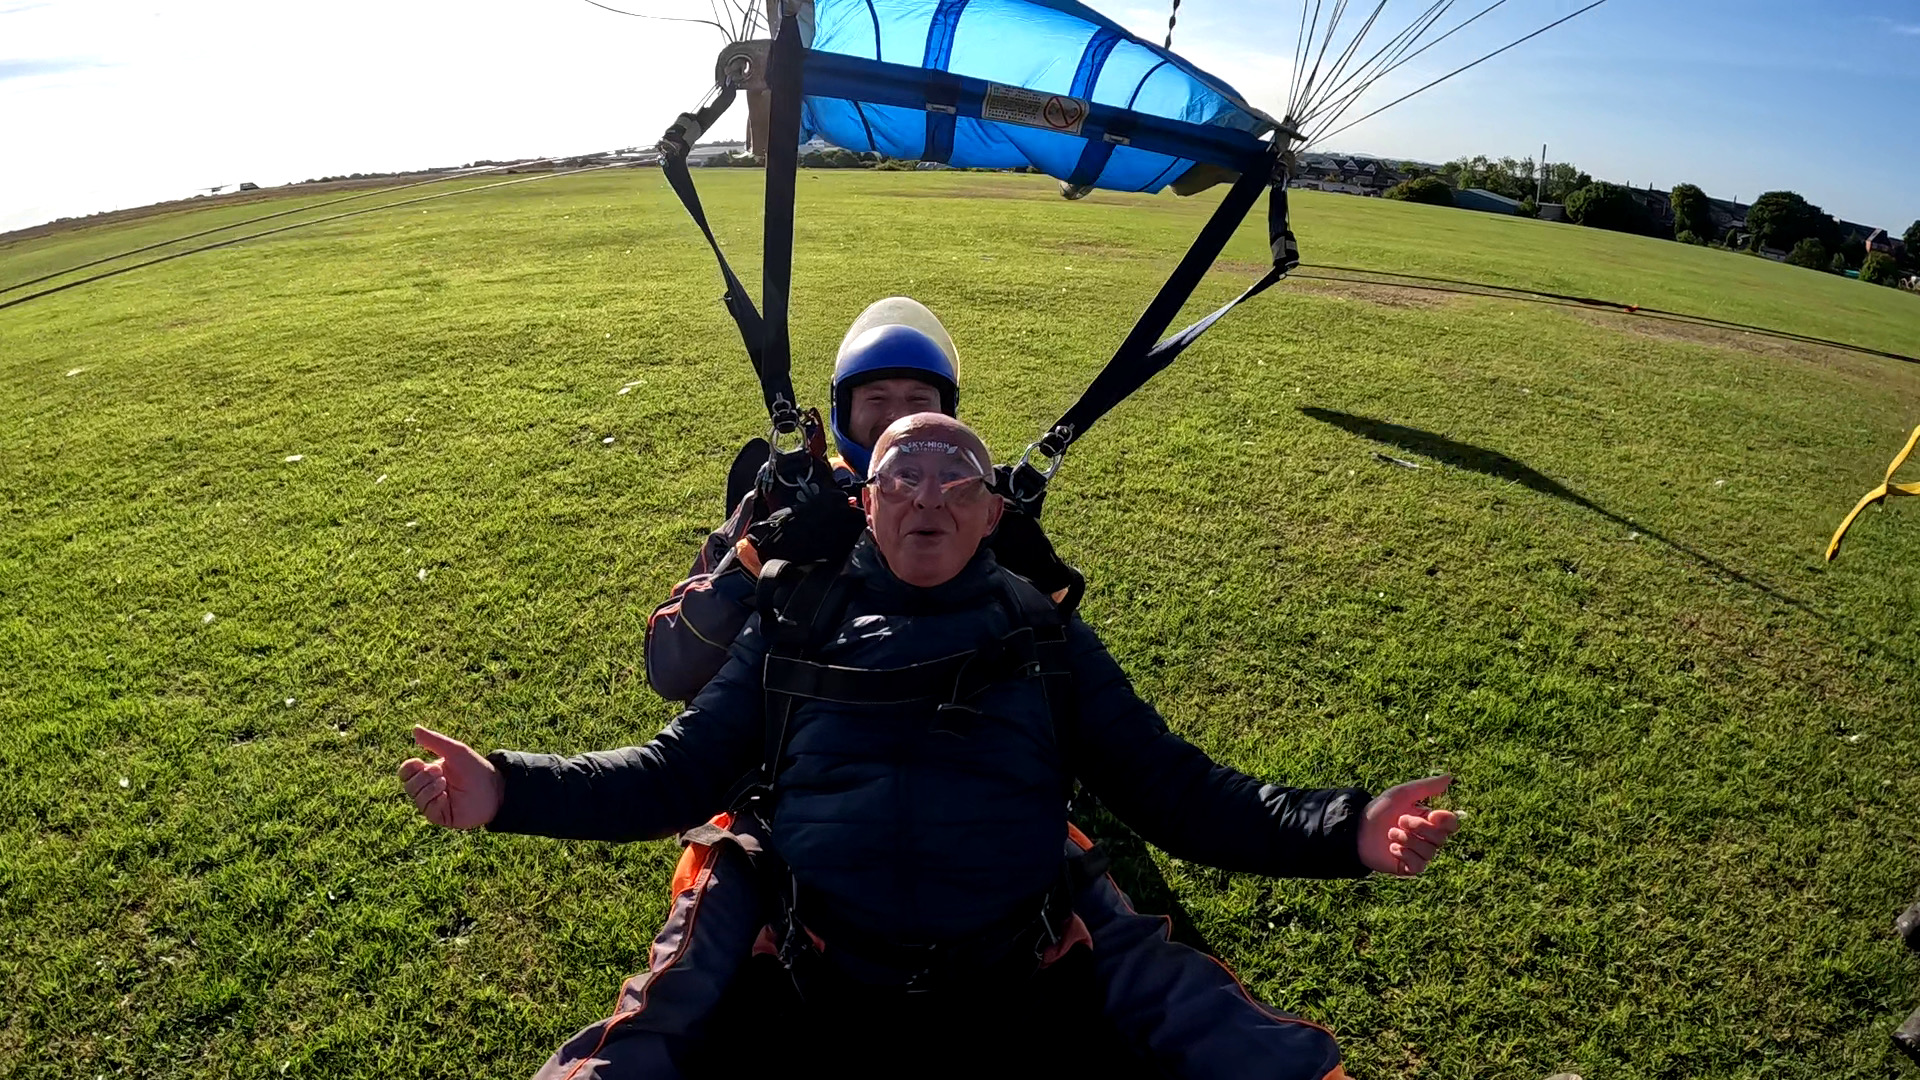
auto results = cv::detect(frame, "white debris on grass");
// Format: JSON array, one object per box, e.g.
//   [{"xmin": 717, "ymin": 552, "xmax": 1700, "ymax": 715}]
[
  {"xmin": 602, "ymin": 436, "xmax": 616, "ymax": 445},
  {"xmin": 1846, "ymin": 733, "xmax": 1865, "ymax": 744},
  {"xmin": 375, "ymin": 474, "xmax": 389, "ymax": 485},
  {"xmin": 285, "ymin": 698, "xmax": 297, "ymax": 708},
  {"xmin": 405, "ymin": 520, "xmax": 418, "ymax": 528},
  {"xmin": 202, "ymin": 612, "xmax": 216, "ymax": 624},
  {"xmin": 1714, "ymin": 478, "xmax": 1727, "ymax": 486},
  {"xmin": 417, "ymin": 568, "xmax": 429, "ymax": 581},
  {"xmin": 1627, "ymin": 531, "xmax": 1641, "ymax": 541},
  {"xmin": 65, "ymin": 367, "xmax": 85, "ymax": 377},
  {"xmin": 284, "ymin": 454, "xmax": 304, "ymax": 463},
  {"xmin": 118, "ymin": 777, "xmax": 129, "ymax": 789},
  {"xmin": 617, "ymin": 379, "xmax": 645, "ymax": 395}
]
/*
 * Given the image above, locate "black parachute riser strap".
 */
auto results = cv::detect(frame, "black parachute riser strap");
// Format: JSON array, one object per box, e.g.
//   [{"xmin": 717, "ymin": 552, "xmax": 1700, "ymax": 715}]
[
  {"xmin": 1005, "ymin": 150, "xmax": 1291, "ymax": 510},
  {"xmin": 1049, "ymin": 149, "xmax": 1283, "ymax": 448},
  {"xmin": 759, "ymin": 3, "xmax": 807, "ymax": 428},
  {"xmin": 659, "ymin": 86, "xmax": 770, "ymax": 384}
]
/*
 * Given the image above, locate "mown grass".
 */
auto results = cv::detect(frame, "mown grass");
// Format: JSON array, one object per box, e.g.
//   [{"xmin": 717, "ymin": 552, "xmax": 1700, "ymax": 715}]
[{"xmin": 4, "ymin": 169, "xmax": 1920, "ymax": 1079}]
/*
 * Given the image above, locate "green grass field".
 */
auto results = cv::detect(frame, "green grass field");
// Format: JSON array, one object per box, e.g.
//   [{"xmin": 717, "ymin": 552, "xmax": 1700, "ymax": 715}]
[{"xmin": 4, "ymin": 169, "xmax": 1920, "ymax": 1079}]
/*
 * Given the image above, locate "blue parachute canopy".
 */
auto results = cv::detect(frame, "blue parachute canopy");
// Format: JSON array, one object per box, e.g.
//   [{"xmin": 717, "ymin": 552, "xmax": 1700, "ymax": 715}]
[{"xmin": 797, "ymin": 0, "xmax": 1279, "ymax": 194}]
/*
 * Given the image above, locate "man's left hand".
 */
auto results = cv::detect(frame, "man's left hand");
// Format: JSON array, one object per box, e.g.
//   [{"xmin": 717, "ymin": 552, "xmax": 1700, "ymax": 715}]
[{"xmin": 1358, "ymin": 775, "xmax": 1459, "ymax": 876}]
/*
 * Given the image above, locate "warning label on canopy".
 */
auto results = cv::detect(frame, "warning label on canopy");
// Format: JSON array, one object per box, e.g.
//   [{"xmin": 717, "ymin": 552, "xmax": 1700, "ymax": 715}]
[{"xmin": 981, "ymin": 84, "xmax": 1089, "ymax": 136}]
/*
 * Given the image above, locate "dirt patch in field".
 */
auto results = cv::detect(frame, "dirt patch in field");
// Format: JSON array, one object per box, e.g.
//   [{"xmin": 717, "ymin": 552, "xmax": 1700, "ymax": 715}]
[
  {"xmin": 1274, "ymin": 273, "xmax": 1454, "ymax": 309},
  {"xmin": 1567, "ymin": 307, "xmax": 1916, "ymax": 378}
]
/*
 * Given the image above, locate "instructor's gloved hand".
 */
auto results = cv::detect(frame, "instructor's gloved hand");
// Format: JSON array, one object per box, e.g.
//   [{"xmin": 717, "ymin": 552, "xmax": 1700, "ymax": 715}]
[
  {"xmin": 745, "ymin": 493, "xmax": 867, "ymax": 567},
  {"xmin": 751, "ymin": 408, "xmax": 836, "ymax": 520}
]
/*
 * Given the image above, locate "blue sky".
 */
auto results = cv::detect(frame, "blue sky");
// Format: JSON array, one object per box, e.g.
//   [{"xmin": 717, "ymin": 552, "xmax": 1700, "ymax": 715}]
[
  {"xmin": 1153, "ymin": 0, "xmax": 1920, "ymax": 229},
  {"xmin": 2, "ymin": 0, "xmax": 1916, "ymax": 234}
]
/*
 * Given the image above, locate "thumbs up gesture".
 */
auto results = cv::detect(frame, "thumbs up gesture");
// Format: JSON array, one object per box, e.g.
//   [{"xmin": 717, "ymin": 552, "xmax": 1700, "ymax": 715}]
[
  {"xmin": 1358, "ymin": 775, "xmax": 1460, "ymax": 876},
  {"xmin": 397, "ymin": 726, "xmax": 504, "ymax": 830}
]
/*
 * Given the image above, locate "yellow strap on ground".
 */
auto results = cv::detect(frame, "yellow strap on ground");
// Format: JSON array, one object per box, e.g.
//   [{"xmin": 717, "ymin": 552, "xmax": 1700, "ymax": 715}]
[{"xmin": 1825, "ymin": 425, "xmax": 1920, "ymax": 560}]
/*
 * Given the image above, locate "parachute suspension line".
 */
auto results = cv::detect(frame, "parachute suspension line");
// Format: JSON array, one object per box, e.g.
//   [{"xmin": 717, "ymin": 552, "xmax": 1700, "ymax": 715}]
[
  {"xmin": 0, "ymin": 153, "xmax": 623, "ymax": 298},
  {"xmin": 1307, "ymin": 0, "xmax": 1610, "ymax": 146},
  {"xmin": 1287, "ymin": 0, "xmax": 1315, "ymax": 123},
  {"xmin": 1286, "ymin": 0, "xmax": 1328, "ymax": 119},
  {"xmin": 576, "ymin": 0, "xmax": 736, "ymax": 39},
  {"xmin": 1301, "ymin": 0, "xmax": 1397, "ymax": 126},
  {"xmin": 0, "ymin": 162, "xmax": 632, "ymax": 313},
  {"xmin": 1162, "ymin": 0, "xmax": 1179, "ymax": 48},
  {"xmin": 1294, "ymin": 0, "xmax": 1460, "ymax": 130},
  {"xmin": 1291, "ymin": 0, "xmax": 1358, "ymax": 127}
]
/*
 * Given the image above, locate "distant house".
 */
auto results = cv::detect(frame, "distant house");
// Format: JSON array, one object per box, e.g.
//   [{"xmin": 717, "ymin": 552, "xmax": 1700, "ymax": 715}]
[
  {"xmin": 1288, "ymin": 153, "xmax": 1406, "ymax": 196},
  {"xmin": 1454, "ymin": 188, "xmax": 1525, "ymax": 216},
  {"xmin": 1626, "ymin": 187, "xmax": 1672, "ymax": 227},
  {"xmin": 1704, "ymin": 196, "xmax": 1749, "ymax": 237},
  {"xmin": 687, "ymin": 141, "xmax": 749, "ymax": 166},
  {"xmin": 1537, "ymin": 202, "xmax": 1568, "ymax": 223},
  {"xmin": 1863, "ymin": 228, "xmax": 1906, "ymax": 261},
  {"xmin": 238, "ymin": 182, "xmax": 259, "ymax": 191}
]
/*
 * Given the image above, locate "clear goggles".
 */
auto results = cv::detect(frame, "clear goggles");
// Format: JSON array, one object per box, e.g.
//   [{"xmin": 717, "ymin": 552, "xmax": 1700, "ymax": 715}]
[{"xmin": 866, "ymin": 441, "xmax": 994, "ymax": 506}]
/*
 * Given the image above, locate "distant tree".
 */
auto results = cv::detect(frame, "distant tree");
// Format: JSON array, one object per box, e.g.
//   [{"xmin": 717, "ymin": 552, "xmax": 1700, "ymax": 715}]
[
  {"xmin": 1904, "ymin": 220, "xmax": 1920, "ymax": 268},
  {"xmin": 1565, "ymin": 182, "xmax": 1643, "ymax": 232},
  {"xmin": 1746, "ymin": 190, "xmax": 1840, "ymax": 252},
  {"xmin": 1669, "ymin": 183, "xmax": 1711, "ymax": 239},
  {"xmin": 1542, "ymin": 162, "xmax": 1592, "ymax": 203},
  {"xmin": 1785, "ymin": 238, "xmax": 1829, "ymax": 270},
  {"xmin": 1519, "ymin": 196, "xmax": 1538, "ymax": 218},
  {"xmin": 1836, "ymin": 233, "xmax": 1867, "ymax": 270},
  {"xmin": 1383, "ymin": 176, "xmax": 1454, "ymax": 206},
  {"xmin": 1675, "ymin": 229, "xmax": 1703, "ymax": 246},
  {"xmin": 1830, "ymin": 253, "xmax": 1850, "ymax": 274},
  {"xmin": 1862, "ymin": 251, "xmax": 1903, "ymax": 286},
  {"xmin": 1398, "ymin": 161, "xmax": 1430, "ymax": 179}
]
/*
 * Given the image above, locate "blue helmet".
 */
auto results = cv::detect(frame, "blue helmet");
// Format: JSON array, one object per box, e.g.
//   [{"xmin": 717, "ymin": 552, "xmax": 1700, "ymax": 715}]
[{"xmin": 830, "ymin": 323, "xmax": 960, "ymax": 477}]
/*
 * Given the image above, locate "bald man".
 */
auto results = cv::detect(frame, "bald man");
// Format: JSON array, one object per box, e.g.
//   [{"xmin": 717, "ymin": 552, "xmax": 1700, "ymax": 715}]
[{"xmin": 400, "ymin": 414, "xmax": 1459, "ymax": 1079}]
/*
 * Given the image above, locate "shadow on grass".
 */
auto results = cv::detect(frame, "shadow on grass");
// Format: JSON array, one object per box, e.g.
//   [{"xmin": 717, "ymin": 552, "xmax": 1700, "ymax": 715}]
[
  {"xmin": 1074, "ymin": 796, "xmax": 1213, "ymax": 956},
  {"xmin": 1298, "ymin": 407, "xmax": 1858, "ymax": 642}
]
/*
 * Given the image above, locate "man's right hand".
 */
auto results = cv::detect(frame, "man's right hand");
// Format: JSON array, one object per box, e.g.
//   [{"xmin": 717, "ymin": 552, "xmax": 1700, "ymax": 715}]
[{"xmin": 398, "ymin": 726, "xmax": 504, "ymax": 829}]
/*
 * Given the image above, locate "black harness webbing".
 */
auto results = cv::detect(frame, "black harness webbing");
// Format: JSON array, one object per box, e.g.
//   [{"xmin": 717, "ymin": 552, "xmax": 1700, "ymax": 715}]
[
  {"xmin": 659, "ymin": 87, "xmax": 768, "ymax": 386},
  {"xmin": 658, "ymin": 7, "xmax": 809, "ymax": 431},
  {"xmin": 765, "ymin": 626, "xmax": 1043, "ymax": 706},
  {"xmin": 756, "ymin": 6, "xmax": 806, "ymax": 427},
  {"xmin": 746, "ymin": 557, "xmax": 1078, "ymax": 798},
  {"xmin": 754, "ymin": 556, "xmax": 854, "ymax": 789},
  {"xmin": 1005, "ymin": 152, "xmax": 1297, "ymax": 511},
  {"xmin": 728, "ymin": 557, "xmax": 1096, "ymax": 989}
]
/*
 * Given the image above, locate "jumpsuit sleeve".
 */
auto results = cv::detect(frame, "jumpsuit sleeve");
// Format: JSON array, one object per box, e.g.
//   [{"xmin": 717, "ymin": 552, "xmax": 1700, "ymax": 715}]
[
  {"xmin": 1064, "ymin": 617, "xmax": 1372, "ymax": 879},
  {"xmin": 644, "ymin": 493, "xmax": 763, "ymax": 703},
  {"xmin": 486, "ymin": 620, "xmax": 772, "ymax": 842}
]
